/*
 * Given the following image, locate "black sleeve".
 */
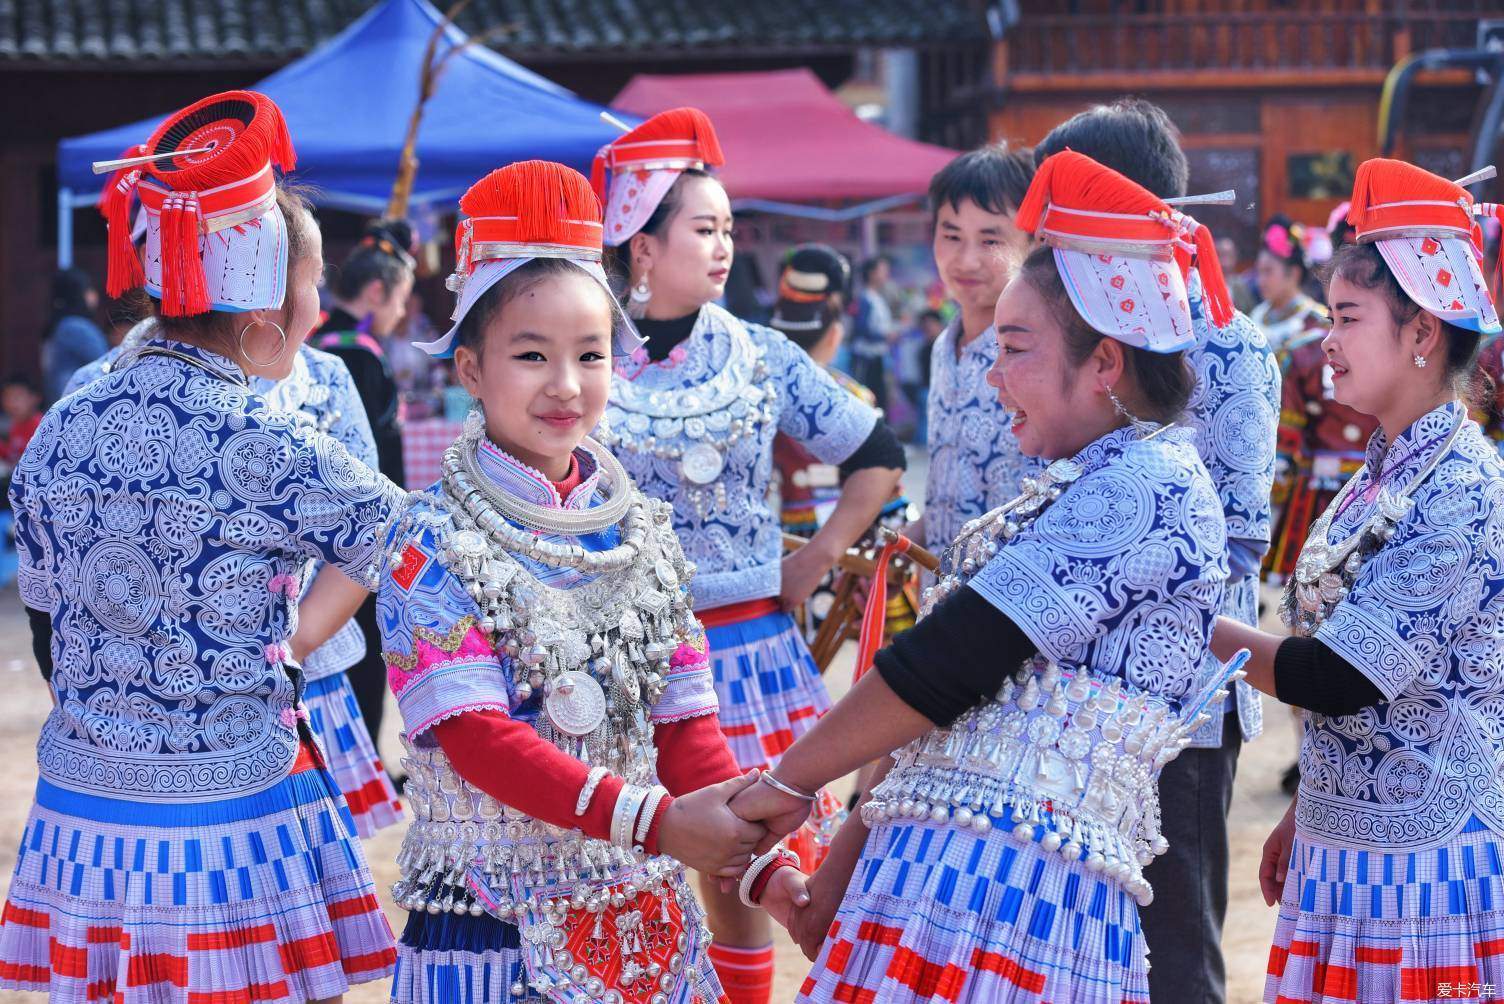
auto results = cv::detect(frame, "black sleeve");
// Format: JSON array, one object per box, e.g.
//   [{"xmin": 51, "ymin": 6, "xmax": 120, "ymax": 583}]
[
  {"xmin": 26, "ymin": 606, "xmax": 52, "ymax": 684},
  {"xmin": 1273, "ymin": 635, "xmax": 1385, "ymax": 716},
  {"xmin": 874, "ymin": 585, "xmax": 1037, "ymax": 727},
  {"xmin": 838, "ymin": 420, "xmax": 907, "ymax": 478}
]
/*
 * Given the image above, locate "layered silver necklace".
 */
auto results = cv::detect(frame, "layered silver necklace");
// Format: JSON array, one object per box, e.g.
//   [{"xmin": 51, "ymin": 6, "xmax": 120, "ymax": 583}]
[
  {"xmin": 601, "ymin": 310, "xmax": 774, "ymax": 515},
  {"xmin": 1282, "ymin": 412, "xmax": 1463, "ymax": 636}
]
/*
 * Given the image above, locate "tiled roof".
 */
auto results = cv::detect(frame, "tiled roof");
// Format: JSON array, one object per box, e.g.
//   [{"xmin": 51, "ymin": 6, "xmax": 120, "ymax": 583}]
[{"xmin": 0, "ymin": 0, "xmax": 986, "ymax": 64}]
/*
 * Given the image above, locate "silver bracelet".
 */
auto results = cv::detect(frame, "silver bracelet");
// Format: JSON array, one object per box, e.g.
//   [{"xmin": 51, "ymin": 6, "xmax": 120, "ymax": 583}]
[
  {"xmin": 738, "ymin": 845, "xmax": 799, "ymax": 909},
  {"xmin": 611, "ymin": 785, "xmax": 650, "ymax": 849},
  {"xmin": 759, "ymin": 770, "xmax": 818, "ymax": 802},
  {"xmin": 576, "ymin": 767, "xmax": 610, "ymax": 817},
  {"xmin": 634, "ymin": 785, "xmax": 670, "ymax": 846}
]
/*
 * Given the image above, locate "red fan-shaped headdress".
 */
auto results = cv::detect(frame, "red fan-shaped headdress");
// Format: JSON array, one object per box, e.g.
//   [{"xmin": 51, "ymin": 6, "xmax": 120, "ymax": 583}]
[
  {"xmin": 591, "ymin": 107, "xmax": 725, "ymax": 247},
  {"xmin": 417, "ymin": 160, "xmax": 639, "ymax": 358},
  {"xmin": 1346, "ymin": 158, "xmax": 1500, "ymax": 335},
  {"xmin": 1016, "ymin": 150, "xmax": 1236, "ymax": 351},
  {"xmin": 96, "ymin": 90, "xmax": 297, "ymax": 317}
]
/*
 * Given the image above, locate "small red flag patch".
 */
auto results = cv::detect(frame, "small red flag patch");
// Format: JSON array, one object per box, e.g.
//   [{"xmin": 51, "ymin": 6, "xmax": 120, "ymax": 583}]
[{"xmin": 391, "ymin": 543, "xmax": 429, "ymax": 592}]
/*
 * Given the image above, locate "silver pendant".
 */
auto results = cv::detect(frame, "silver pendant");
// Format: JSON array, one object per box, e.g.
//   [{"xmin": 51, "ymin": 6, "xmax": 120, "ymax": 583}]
[
  {"xmin": 654, "ymin": 559, "xmax": 679, "ymax": 589},
  {"xmin": 545, "ymin": 671, "xmax": 607, "ymax": 736},
  {"xmin": 612, "ymin": 654, "xmax": 641, "ymax": 704},
  {"xmin": 451, "ymin": 530, "xmax": 488, "ymax": 560},
  {"xmin": 680, "ymin": 443, "xmax": 724, "ymax": 485}
]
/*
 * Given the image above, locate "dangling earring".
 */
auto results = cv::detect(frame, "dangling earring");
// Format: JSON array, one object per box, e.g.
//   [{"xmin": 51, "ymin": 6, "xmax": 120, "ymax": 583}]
[
  {"xmin": 1105, "ymin": 384, "xmax": 1151, "ymax": 433},
  {"xmin": 627, "ymin": 274, "xmax": 652, "ymax": 320},
  {"xmin": 1413, "ymin": 353, "xmax": 1428, "ymax": 369},
  {"xmin": 463, "ymin": 403, "xmax": 487, "ymax": 442},
  {"xmin": 238, "ymin": 319, "xmax": 288, "ymax": 368}
]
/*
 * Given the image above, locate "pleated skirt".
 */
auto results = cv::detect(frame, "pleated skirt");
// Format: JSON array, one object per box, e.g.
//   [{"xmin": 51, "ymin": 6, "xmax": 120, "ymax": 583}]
[{"xmin": 0, "ymin": 758, "xmax": 396, "ymax": 1002}]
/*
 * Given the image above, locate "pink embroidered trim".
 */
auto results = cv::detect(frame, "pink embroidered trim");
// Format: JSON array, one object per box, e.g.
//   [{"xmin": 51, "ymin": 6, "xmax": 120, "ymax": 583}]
[
  {"xmin": 264, "ymin": 641, "xmax": 292, "ymax": 665},
  {"xmin": 387, "ymin": 623, "xmax": 498, "ymax": 696},
  {"xmin": 670, "ymin": 640, "xmax": 710, "ymax": 668}
]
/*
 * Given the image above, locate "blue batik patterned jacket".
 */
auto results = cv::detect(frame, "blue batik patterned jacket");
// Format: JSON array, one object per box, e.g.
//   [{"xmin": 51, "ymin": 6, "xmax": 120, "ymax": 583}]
[
  {"xmin": 66, "ymin": 333, "xmax": 379, "ymax": 682},
  {"xmin": 603, "ymin": 303, "xmax": 877, "ymax": 610},
  {"xmin": 1296, "ymin": 402, "xmax": 1504, "ymax": 851},
  {"xmin": 1185, "ymin": 272, "xmax": 1281, "ymax": 746},
  {"xmin": 12, "ymin": 340, "xmax": 401, "ymax": 803}
]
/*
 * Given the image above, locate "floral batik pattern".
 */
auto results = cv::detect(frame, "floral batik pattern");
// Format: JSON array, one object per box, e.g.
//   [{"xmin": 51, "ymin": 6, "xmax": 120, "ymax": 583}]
[
  {"xmin": 11, "ymin": 340, "xmax": 401, "ymax": 803},
  {"xmin": 604, "ymin": 303, "xmax": 877, "ymax": 610},
  {"xmin": 922, "ymin": 320, "xmax": 1041, "ymax": 560}
]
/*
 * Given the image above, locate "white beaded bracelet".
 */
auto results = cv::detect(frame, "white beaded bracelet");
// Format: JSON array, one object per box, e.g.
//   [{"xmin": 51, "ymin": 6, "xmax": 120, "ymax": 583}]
[
  {"xmin": 738, "ymin": 846, "xmax": 799, "ymax": 909},
  {"xmin": 575, "ymin": 767, "xmax": 610, "ymax": 817},
  {"xmin": 634, "ymin": 785, "xmax": 670, "ymax": 846}
]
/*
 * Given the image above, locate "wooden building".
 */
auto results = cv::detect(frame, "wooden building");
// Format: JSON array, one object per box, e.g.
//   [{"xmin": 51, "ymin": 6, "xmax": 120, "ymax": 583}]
[
  {"xmin": 989, "ymin": 1, "xmax": 1495, "ymax": 261},
  {"xmin": 0, "ymin": 0, "xmax": 992, "ymax": 380}
]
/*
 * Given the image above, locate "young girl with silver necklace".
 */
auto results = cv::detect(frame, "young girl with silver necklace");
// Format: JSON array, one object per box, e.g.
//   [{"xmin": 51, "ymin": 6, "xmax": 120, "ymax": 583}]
[
  {"xmin": 376, "ymin": 160, "xmax": 806, "ymax": 1004},
  {"xmin": 592, "ymin": 108, "xmax": 906, "ymax": 1004},
  {"xmin": 1211, "ymin": 158, "xmax": 1504, "ymax": 1004}
]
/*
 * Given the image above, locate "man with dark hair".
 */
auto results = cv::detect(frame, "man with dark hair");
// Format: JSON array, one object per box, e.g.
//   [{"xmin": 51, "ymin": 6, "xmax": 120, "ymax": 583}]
[
  {"xmin": 1037, "ymin": 98, "xmax": 1280, "ymax": 1004},
  {"xmin": 911, "ymin": 142, "xmax": 1039, "ymax": 560},
  {"xmin": 1033, "ymin": 97, "xmax": 1190, "ymax": 200},
  {"xmin": 850, "ymin": 255, "xmax": 894, "ymax": 410}
]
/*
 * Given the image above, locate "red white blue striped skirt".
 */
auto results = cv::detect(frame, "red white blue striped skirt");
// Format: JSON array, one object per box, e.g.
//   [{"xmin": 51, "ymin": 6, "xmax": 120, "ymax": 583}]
[
  {"xmin": 1265, "ymin": 817, "xmax": 1504, "ymax": 1003},
  {"xmin": 303, "ymin": 671, "xmax": 402, "ymax": 838},
  {"xmin": 0, "ymin": 755, "xmax": 395, "ymax": 1003},
  {"xmin": 798, "ymin": 817, "xmax": 1149, "ymax": 1003}
]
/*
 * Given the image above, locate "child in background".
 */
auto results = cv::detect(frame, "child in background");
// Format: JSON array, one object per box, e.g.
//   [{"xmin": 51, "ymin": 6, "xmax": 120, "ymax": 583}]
[{"xmin": 0, "ymin": 375, "xmax": 42, "ymax": 475}]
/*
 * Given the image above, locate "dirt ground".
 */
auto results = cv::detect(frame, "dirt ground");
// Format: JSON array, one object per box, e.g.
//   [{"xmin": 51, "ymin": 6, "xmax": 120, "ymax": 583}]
[{"xmin": 0, "ymin": 582, "xmax": 1293, "ymax": 1003}]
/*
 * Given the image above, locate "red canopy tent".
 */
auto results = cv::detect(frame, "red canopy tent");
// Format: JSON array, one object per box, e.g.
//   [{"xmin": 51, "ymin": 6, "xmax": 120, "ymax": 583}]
[{"xmin": 611, "ymin": 68, "xmax": 957, "ymax": 212}]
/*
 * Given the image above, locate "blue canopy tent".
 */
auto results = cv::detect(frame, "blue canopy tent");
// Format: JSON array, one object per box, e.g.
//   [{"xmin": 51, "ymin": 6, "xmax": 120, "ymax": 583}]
[{"xmin": 54, "ymin": 0, "xmax": 632, "ymax": 266}]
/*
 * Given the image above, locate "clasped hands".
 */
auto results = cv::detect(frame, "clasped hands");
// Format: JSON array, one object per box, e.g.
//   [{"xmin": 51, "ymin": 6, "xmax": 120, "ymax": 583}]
[{"xmin": 655, "ymin": 769, "xmax": 819, "ymax": 928}]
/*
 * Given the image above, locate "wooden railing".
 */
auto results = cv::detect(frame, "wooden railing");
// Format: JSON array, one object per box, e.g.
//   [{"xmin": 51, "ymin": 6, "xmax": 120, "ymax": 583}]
[{"xmin": 1006, "ymin": 12, "xmax": 1485, "ymax": 79}]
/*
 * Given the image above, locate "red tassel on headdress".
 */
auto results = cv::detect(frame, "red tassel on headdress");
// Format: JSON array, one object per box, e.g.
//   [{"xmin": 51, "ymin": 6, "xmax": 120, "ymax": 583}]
[
  {"xmin": 99, "ymin": 145, "xmax": 147, "ymax": 297},
  {"xmin": 255, "ymin": 92, "xmax": 298, "ymax": 172},
  {"xmin": 1015, "ymin": 150, "xmax": 1169, "ymax": 234},
  {"xmin": 1019, "ymin": 150, "xmax": 1235, "ymax": 327},
  {"xmin": 460, "ymin": 159, "xmax": 604, "ymax": 251},
  {"xmin": 639, "ymin": 107, "xmax": 724, "ymax": 167},
  {"xmin": 1347, "ymin": 158, "xmax": 1474, "ymax": 239},
  {"xmin": 1191, "ymin": 222, "xmax": 1234, "ymax": 327},
  {"xmin": 136, "ymin": 90, "xmax": 296, "ymax": 316},
  {"xmin": 157, "ymin": 195, "xmax": 209, "ymax": 317},
  {"xmin": 590, "ymin": 149, "xmax": 608, "ymax": 202}
]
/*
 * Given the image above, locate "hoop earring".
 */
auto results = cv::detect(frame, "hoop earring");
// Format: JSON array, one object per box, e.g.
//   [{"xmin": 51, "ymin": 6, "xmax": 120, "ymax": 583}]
[
  {"xmin": 627, "ymin": 275, "xmax": 652, "ymax": 320},
  {"xmin": 238, "ymin": 319, "xmax": 288, "ymax": 368}
]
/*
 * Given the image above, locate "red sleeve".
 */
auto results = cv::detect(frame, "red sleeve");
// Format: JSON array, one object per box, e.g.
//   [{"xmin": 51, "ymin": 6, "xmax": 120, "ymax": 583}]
[
  {"xmin": 432, "ymin": 710, "xmax": 635, "ymax": 845},
  {"xmin": 653, "ymin": 712, "xmax": 743, "ymax": 795}
]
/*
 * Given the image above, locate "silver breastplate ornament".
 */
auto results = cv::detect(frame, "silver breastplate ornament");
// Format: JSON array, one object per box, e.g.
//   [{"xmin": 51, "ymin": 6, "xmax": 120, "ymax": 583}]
[
  {"xmin": 601, "ymin": 320, "xmax": 774, "ymax": 518},
  {"xmin": 385, "ymin": 426, "xmax": 716, "ymax": 1002},
  {"xmin": 863, "ymin": 439, "xmax": 1245, "ymax": 907}
]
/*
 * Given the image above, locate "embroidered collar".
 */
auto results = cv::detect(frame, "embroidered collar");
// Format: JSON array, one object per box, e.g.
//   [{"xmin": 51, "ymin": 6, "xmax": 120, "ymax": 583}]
[
  {"xmin": 1072, "ymin": 421, "xmax": 1179, "ymax": 476},
  {"xmin": 475, "ymin": 438, "xmax": 601, "ymax": 510},
  {"xmin": 1362, "ymin": 400, "xmax": 1464, "ymax": 485}
]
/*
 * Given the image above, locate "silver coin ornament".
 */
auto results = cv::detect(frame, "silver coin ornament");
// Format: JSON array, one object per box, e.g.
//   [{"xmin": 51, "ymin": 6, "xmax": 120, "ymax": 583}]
[
  {"xmin": 545, "ymin": 671, "xmax": 608, "ymax": 736},
  {"xmin": 680, "ymin": 443, "xmax": 724, "ymax": 485}
]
